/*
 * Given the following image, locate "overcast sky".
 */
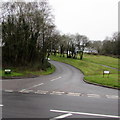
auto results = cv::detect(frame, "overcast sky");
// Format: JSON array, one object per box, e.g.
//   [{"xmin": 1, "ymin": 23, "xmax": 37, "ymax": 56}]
[
  {"xmin": 1, "ymin": 0, "xmax": 119, "ymax": 40},
  {"xmin": 48, "ymin": 0, "xmax": 119, "ymax": 40}
]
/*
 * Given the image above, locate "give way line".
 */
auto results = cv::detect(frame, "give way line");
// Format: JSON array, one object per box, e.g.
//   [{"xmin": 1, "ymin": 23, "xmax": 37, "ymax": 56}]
[{"xmin": 50, "ymin": 109, "xmax": 120, "ymax": 119}]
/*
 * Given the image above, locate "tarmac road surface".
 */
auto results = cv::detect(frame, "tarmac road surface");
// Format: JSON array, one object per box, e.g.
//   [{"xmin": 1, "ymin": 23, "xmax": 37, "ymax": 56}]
[{"xmin": 2, "ymin": 60, "xmax": 119, "ymax": 119}]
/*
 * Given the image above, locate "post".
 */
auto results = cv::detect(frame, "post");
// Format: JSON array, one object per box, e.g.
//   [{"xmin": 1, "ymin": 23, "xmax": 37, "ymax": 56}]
[
  {"xmin": 103, "ymin": 71, "xmax": 110, "ymax": 78},
  {"xmin": 4, "ymin": 69, "xmax": 11, "ymax": 74}
]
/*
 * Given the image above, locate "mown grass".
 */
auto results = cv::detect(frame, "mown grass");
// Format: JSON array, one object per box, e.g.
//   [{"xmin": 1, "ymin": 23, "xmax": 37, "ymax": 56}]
[
  {"xmin": 50, "ymin": 54, "xmax": 119, "ymax": 88},
  {"xmin": 85, "ymin": 74, "xmax": 119, "ymax": 88},
  {"xmin": 24, "ymin": 65, "xmax": 55, "ymax": 76},
  {"xmin": 1, "ymin": 65, "xmax": 55, "ymax": 77},
  {"xmin": 83, "ymin": 54, "xmax": 119, "ymax": 69},
  {"xmin": 0, "ymin": 70, "xmax": 23, "ymax": 77}
]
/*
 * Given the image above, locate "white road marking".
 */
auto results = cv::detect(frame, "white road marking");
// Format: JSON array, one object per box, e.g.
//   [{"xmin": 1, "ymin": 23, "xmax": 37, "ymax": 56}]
[
  {"xmin": 106, "ymin": 95, "xmax": 119, "ymax": 99},
  {"xmin": 50, "ymin": 113, "xmax": 72, "ymax": 120},
  {"xmin": 87, "ymin": 94, "xmax": 100, "ymax": 98},
  {"xmin": 35, "ymin": 90, "xmax": 48, "ymax": 94},
  {"xmin": 19, "ymin": 89, "xmax": 26, "ymax": 92},
  {"xmin": 67, "ymin": 92, "xmax": 81, "ymax": 96},
  {"xmin": 0, "ymin": 104, "xmax": 3, "ymax": 107},
  {"xmin": 4, "ymin": 90, "xmax": 13, "ymax": 92},
  {"xmin": 50, "ymin": 91, "xmax": 64, "ymax": 95},
  {"xmin": 19, "ymin": 83, "xmax": 44, "ymax": 92},
  {"xmin": 19, "ymin": 90, "xmax": 33, "ymax": 93},
  {"xmin": 3, "ymin": 88, "xmax": 119, "ymax": 101},
  {"xmin": 51, "ymin": 77, "xmax": 62, "ymax": 81},
  {"xmin": 32, "ymin": 83, "xmax": 44, "ymax": 88},
  {"xmin": 50, "ymin": 109, "xmax": 120, "ymax": 118}
]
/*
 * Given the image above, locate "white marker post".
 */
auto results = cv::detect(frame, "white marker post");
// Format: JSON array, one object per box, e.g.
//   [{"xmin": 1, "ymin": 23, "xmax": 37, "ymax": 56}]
[{"xmin": 103, "ymin": 71, "xmax": 110, "ymax": 78}]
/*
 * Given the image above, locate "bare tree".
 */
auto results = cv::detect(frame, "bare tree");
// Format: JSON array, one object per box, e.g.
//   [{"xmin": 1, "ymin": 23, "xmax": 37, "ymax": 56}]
[{"xmin": 75, "ymin": 33, "xmax": 89, "ymax": 60}]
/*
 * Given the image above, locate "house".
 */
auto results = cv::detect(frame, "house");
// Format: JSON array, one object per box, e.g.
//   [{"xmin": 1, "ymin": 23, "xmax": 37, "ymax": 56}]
[{"xmin": 83, "ymin": 48, "xmax": 98, "ymax": 54}]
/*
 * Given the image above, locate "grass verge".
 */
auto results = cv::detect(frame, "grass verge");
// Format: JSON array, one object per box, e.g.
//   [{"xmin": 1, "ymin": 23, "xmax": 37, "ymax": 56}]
[
  {"xmin": 50, "ymin": 55, "xmax": 119, "ymax": 89},
  {"xmin": 1, "ymin": 65, "xmax": 55, "ymax": 78},
  {"xmin": 83, "ymin": 54, "xmax": 119, "ymax": 69}
]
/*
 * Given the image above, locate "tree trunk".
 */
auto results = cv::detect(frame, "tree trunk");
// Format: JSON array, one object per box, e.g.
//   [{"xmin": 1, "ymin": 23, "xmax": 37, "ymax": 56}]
[{"xmin": 80, "ymin": 51, "xmax": 83, "ymax": 60}]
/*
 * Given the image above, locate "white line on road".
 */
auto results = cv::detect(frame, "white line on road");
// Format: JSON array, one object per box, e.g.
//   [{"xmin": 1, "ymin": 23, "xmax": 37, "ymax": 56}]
[
  {"xmin": 87, "ymin": 94, "xmax": 100, "ymax": 98},
  {"xmin": 4, "ymin": 90, "xmax": 13, "ymax": 92},
  {"xmin": 51, "ymin": 77, "xmax": 62, "ymax": 81},
  {"xmin": 67, "ymin": 92, "xmax": 81, "ymax": 96},
  {"xmin": 50, "ymin": 91, "xmax": 65, "ymax": 95},
  {"xmin": 0, "ymin": 104, "xmax": 3, "ymax": 107},
  {"xmin": 50, "ymin": 109, "xmax": 120, "ymax": 118},
  {"xmin": 20, "ymin": 83, "xmax": 44, "ymax": 92},
  {"xmin": 19, "ymin": 89, "xmax": 33, "ymax": 93},
  {"xmin": 35, "ymin": 90, "xmax": 48, "ymax": 94},
  {"xmin": 50, "ymin": 113, "xmax": 72, "ymax": 120},
  {"xmin": 106, "ymin": 95, "xmax": 119, "ymax": 99},
  {"xmin": 32, "ymin": 83, "xmax": 44, "ymax": 88},
  {"xmin": 19, "ymin": 89, "xmax": 26, "ymax": 92}
]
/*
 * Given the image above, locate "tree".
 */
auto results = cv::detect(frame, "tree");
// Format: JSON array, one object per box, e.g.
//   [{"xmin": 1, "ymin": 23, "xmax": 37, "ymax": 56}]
[
  {"xmin": 75, "ymin": 33, "xmax": 89, "ymax": 60},
  {"xmin": 2, "ymin": 1, "xmax": 55, "ymax": 70},
  {"xmin": 87, "ymin": 41, "xmax": 102, "ymax": 54},
  {"xmin": 100, "ymin": 33, "xmax": 119, "ymax": 56}
]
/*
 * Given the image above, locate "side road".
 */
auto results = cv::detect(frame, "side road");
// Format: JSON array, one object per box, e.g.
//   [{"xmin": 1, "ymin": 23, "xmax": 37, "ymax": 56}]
[
  {"xmin": 50, "ymin": 56, "xmax": 119, "ymax": 89},
  {"xmin": 2, "ymin": 61, "xmax": 118, "ymax": 97}
]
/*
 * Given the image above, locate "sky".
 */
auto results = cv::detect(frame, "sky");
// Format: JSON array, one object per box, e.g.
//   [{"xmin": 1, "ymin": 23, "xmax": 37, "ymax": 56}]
[
  {"xmin": 1, "ymin": 0, "xmax": 119, "ymax": 40},
  {"xmin": 48, "ymin": 0, "xmax": 119, "ymax": 40}
]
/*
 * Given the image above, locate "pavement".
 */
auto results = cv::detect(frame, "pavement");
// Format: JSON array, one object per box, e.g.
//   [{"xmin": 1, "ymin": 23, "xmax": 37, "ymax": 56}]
[{"xmin": 1, "ymin": 60, "xmax": 120, "ymax": 119}]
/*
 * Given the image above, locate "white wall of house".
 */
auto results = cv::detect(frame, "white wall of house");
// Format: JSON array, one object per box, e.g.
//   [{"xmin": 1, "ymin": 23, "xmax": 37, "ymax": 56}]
[{"xmin": 83, "ymin": 48, "xmax": 98, "ymax": 54}]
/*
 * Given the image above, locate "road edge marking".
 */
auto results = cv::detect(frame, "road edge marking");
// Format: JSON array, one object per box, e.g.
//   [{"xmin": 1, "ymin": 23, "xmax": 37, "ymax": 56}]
[{"xmin": 50, "ymin": 109, "xmax": 120, "ymax": 118}]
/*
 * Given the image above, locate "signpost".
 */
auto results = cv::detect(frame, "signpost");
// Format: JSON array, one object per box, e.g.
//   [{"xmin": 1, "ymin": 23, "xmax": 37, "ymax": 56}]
[
  {"xmin": 4, "ymin": 69, "xmax": 11, "ymax": 74},
  {"xmin": 103, "ymin": 71, "xmax": 110, "ymax": 78}
]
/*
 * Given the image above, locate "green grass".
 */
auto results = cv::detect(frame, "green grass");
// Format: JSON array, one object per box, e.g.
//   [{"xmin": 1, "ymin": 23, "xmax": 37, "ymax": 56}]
[
  {"xmin": 0, "ymin": 70, "xmax": 23, "ymax": 77},
  {"xmin": 85, "ymin": 74, "xmax": 120, "ymax": 88},
  {"xmin": 24, "ymin": 65, "xmax": 55, "ymax": 76},
  {"xmin": 50, "ymin": 55, "xmax": 119, "ymax": 88},
  {"xmin": 83, "ymin": 54, "xmax": 119, "ymax": 69},
  {"xmin": 1, "ymin": 65, "xmax": 55, "ymax": 77}
]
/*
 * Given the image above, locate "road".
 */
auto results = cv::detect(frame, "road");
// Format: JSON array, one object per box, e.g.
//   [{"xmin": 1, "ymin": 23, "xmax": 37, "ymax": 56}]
[{"xmin": 1, "ymin": 61, "xmax": 119, "ymax": 119}]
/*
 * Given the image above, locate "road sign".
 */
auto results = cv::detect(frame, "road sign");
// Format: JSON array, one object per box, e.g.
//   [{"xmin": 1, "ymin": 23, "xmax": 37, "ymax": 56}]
[
  {"xmin": 4, "ymin": 69, "xmax": 11, "ymax": 74},
  {"xmin": 103, "ymin": 71, "xmax": 110, "ymax": 78}
]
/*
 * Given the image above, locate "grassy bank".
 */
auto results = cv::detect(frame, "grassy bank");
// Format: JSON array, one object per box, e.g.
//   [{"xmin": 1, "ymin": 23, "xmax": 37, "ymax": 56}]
[
  {"xmin": 83, "ymin": 54, "xmax": 119, "ymax": 69},
  {"xmin": 50, "ymin": 54, "xmax": 119, "ymax": 88},
  {"xmin": 84, "ymin": 74, "xmax": 119, "ymax": 88},
  {"xmin": 1, "ymin": 65, "xmax": 55, "ymax": 78}
]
